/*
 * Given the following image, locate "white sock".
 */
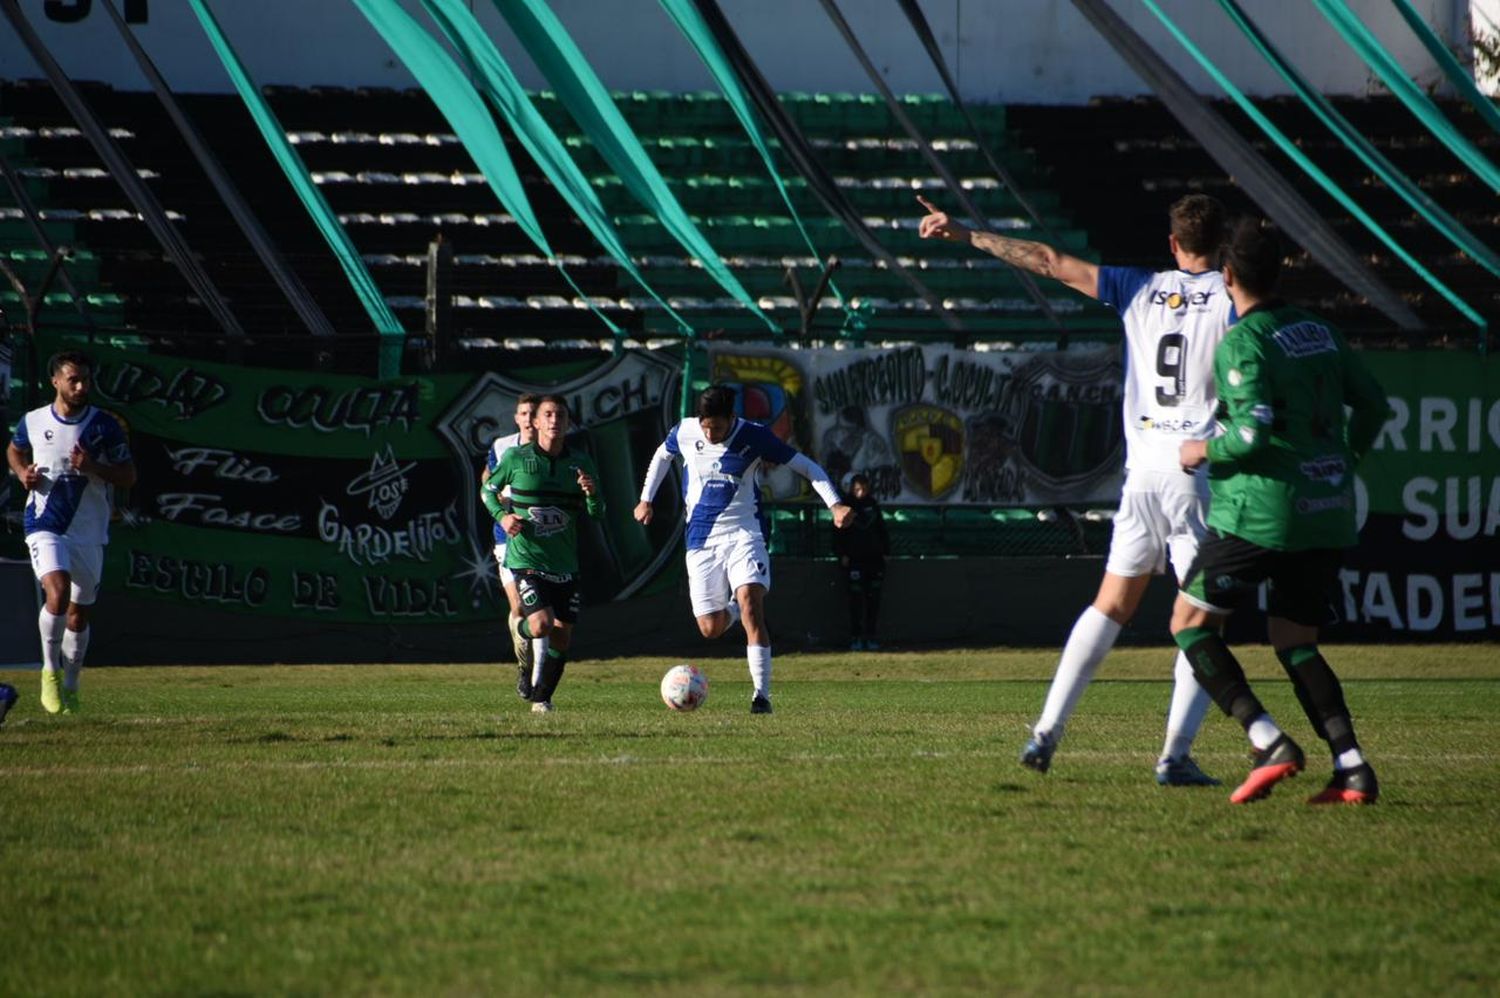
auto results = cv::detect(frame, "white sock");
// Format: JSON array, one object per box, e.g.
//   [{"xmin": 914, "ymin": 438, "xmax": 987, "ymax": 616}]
[
  {"xmin": 1336, "ymin": 748, "xmax": 1365, "ymax": 771},
  {"xmin": 747, "ymin": 644, "xmax": 771, "ymax": 699},
  {"xmin": 1035, "ymin": 606, "xmax": 1121, "ymax": 739},
  {"xmin": 38, "ymin": 608, "xmax": 65, "ymax": 674},
  {"xmin": 1247, "ymin": 713, "xmax": 1282, "ymax": 751},
  {"xmin": 531, "ymin": 635, "xmax": 550, "ymax": 689},
  {"xmin": 62, "ymin": 625, "xmax": 90, "ymax": 692},
  {"xmin": 1161, "ymin": 651, "xmax": 1212, "ymax": 760}
]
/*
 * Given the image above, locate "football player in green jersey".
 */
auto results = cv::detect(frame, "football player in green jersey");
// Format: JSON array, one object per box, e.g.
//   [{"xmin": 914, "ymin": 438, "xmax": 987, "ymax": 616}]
[
  {"xmin": 481, "ymin": 395, "xmax": 603, "ymax": 713},
  {"xmin": 1170, "ymin": 218, "xmax": 1390, "ymax": 805}
]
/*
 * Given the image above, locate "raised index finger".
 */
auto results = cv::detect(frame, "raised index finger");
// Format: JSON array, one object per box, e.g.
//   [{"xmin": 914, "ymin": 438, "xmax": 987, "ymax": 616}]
[{"xmin": 916, "ymin": 195, "xmax": 940, "ymax": 213}]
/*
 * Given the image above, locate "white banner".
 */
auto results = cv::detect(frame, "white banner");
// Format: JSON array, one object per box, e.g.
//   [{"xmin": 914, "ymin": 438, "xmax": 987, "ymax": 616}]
[{"xmin": 706, "ymin": 345, "xmax": 1126, "ymax": 506}]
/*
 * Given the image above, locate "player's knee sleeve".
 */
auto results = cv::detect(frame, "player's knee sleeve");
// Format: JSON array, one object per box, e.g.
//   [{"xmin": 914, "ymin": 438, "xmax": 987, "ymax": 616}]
[{"xmin": 1175, "ymin": 626, "xmax": 1263, "ymax": 727}]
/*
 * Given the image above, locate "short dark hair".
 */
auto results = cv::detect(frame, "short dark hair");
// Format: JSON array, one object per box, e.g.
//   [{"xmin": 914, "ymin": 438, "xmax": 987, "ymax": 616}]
[
  {"xmin": 1219, "ymin": 216, "xmax": 1284, "ymax": 299},
  {"xmin": 49, "ymin": 350, "xmax": 92, "ymax": 377},
  {"xmin": 536, "ymin": 394, "xmax": 571, "ymax": 419},
  {"xmin": 516, "ymin": 392, "xmax": 539, "ymax": 408},
  {"xmin": 696, "ymin": 384, "xmax": 736, "ymax": 420},
  {"xmin": 1168, "ymin": 194, "xmax": 1228, "ymax": 258},
  {"xmin": 849, "ymin": 473, "xmax": 871, "ymax": 491}
]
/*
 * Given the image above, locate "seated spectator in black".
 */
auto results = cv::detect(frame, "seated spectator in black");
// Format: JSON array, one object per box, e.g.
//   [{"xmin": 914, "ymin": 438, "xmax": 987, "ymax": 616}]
[{"xmin": 833, "ymin": 474, "xmax": 890, "ymax": 650}]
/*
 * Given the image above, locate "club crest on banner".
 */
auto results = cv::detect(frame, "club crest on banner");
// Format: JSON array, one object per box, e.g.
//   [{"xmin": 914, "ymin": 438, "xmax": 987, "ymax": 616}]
[{"xmin": 892, "ymin": 404, "xmax": 964, "ymax": 499}]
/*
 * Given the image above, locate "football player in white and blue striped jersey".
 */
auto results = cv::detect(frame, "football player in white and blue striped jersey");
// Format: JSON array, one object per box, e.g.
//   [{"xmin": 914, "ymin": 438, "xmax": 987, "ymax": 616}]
[
  {"xmin": 919, "ymin": 193, "xmax": 1232, "ymax": 785},
  {"xmin": 635, "ymin": 385, "xmax": 853, "ymax": 713},
  {"xmin": 7, "ymin": 351, "xmax": 136, "ymax": 714}
]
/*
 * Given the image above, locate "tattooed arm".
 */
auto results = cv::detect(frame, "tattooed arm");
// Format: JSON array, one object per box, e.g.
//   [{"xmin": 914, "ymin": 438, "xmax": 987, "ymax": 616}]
[{"xmin": 916, "ymin": 196, "xmax": 1099, "ymax": 300}]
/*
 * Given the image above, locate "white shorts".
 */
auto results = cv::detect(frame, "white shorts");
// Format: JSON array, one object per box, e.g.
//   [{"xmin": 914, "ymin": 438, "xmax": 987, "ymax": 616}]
[
  {"xmin": 686, "ymin": 530, "xmax": 771, "ymax": 617},
  {"xmin": 1104, "ymin": 468, "xmax": 1209, "ymax": 583},
  {"xmin": 27, "ymin": 531, "xmax": 104, "ymax": 605},
  {"xmin": 493, "ymin": 544, "xmax": 514, "ymax": 587}
]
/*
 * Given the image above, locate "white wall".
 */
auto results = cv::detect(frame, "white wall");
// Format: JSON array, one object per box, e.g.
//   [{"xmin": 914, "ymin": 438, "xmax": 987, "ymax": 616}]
[{"xmin": 0, "ymin": 0, "xmax": 1474, "ymax": 104}]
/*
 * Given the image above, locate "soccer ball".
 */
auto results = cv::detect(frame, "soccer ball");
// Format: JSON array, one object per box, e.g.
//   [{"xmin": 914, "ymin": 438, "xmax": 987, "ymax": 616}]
[{"xmin": 660, "ymin": 664, "xmax": 708, "ymax": 712}]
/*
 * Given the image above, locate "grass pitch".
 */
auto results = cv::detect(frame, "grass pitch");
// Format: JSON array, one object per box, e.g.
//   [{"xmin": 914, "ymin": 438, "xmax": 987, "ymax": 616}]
[{"xmin": 3, "ymin": 645, "xmax": 1498, "ymax": 995}]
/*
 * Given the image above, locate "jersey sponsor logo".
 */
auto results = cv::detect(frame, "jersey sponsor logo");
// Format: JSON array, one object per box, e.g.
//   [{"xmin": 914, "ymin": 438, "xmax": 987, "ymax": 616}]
[
  {"xmin": 527, "ymin": 505, "xmax": 570, "ymax": 537},
  {"xmin": 1137, "ymin": 415, "xmax": 1202, "ymax": 434},
  {"xmin": 1298, "ymin": 455, "xmax": 1348, "ymax": 486},
  {"xmin": 892, "ymin": 404, "xmax": 964, "ymax": 499},
  {"xmin": 1296, "ymin": 494, "xmax": 1352, "ymax": 514},
  {"xmin": 1149, "ymin": 289, "xmax": 1214, "ymax": 310},
  {"xmin": 1271, "ymin": 321, "xmax": 1337, "ymax": 358}
]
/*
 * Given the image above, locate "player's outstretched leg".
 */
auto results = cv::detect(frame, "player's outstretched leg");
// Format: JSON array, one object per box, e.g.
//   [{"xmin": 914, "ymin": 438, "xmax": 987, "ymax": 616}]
[
  {"xmin": 1174, "ymin": 625, "xmax": 1302, "ymax": 803},
  {"xmin": 1155, "ymin": 652, "xmax": 1219, "ymax": 786},
  {"xmin": 1023, "ymin": 605, "xmax": 1121, "ymax": 773},
  {"xmin": 1277, "ymin": 644, "xmax": 1378, "ymax": 805}
]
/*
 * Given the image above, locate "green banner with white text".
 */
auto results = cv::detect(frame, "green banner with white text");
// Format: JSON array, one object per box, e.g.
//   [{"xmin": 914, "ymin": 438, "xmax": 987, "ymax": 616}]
[
  {"xmin": 1335, "ymin": 352, "xmax": 1500, "ymax": 638},
  {"xmin": 23, "ymin": 338, "xmax": 683, "ymax": 624}
]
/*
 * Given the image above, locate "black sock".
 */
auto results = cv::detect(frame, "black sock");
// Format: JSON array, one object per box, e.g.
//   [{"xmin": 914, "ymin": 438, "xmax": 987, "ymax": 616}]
[
  {"xmin": 533, "ymin": 649, "xmax": 568, "ymax": 702},
  {"xmin": 1277, "ymin": 645, "xmax": 1357, "ymax": 755},
  {"xmin": 1174, "ymin": 626, "xmax": 1265, "ymax": 730}
]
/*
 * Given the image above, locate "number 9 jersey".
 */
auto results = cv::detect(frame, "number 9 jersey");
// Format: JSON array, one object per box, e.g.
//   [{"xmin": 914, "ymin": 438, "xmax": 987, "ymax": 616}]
[{"xmin": 1096, "ymin": 266, "xmax": 1234, "ymax": 474}]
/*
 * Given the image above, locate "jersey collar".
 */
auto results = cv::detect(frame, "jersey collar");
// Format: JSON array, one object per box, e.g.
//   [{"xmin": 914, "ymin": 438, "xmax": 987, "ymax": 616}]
[{"xmin": 50, "ymin": 404, "xmax": 93, "ymax": 425}]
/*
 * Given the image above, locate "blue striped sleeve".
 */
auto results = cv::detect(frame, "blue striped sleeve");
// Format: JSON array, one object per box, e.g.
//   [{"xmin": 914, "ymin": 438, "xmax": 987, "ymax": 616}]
[
  {"xmin": 1095, "ymin": 266, "xmax": 1155, "ymax": 315},
  {"xmin": 93, "ymin": 411, "xmax": 132, "ymax": 464},
  {"xmin": 745, "ymin": 423, "xmax": 797, "ymax": 465}
]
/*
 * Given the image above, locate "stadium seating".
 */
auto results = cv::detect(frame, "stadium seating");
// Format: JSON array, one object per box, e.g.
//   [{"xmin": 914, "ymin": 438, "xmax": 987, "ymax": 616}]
[
  {"xmin": 1006, "ymin": 96, "xmax": 1500, "ymax": 343},
  {"xmin": 0, "ymin": 79, "xmax": 1108, "ymax": 348},
  {"xmin": 3, "ymin": 83, "xmax": 1496, "ymax": 350}
]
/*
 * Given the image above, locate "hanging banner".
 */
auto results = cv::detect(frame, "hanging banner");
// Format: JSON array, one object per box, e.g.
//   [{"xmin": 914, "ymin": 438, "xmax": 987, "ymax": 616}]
[
  {"xmin": 1335, "ymin": 352, "xmax": 1500, "ymax": 638},
  {"xmin": 706, "ymin": 344, "xmax": 1126, "ymax": 505},
  {"xmin": 43, "ymin": 338, "xmax": 682, "ymax": 623},
  {"xmin": 11, "ymin": 339, "xmax": 1493, "ymax": 640}
]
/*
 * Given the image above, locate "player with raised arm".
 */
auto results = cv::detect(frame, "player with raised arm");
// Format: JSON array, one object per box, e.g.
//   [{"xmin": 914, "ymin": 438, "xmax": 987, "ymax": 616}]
[
  {"xmin": 635, "ymin": 385, "xmax": 854, "ymax": 714},
  {"xmin": 482, "ymin": 393, "xmax": 538, "ymax": 698},
  {"xmin": 481, "ymin": 395, "xmax": 602, "ymax": 713},
  {"xmin": 1171, "ymin": 218, "xmax": 1388, "ymax": 805},
  {"xmin": 919, "ymin": 193, "xmax": 1230, "ymax": 785},
  {"xmin": 6, "ymin": 351, "xmax": 136, "ymax": 714}
]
